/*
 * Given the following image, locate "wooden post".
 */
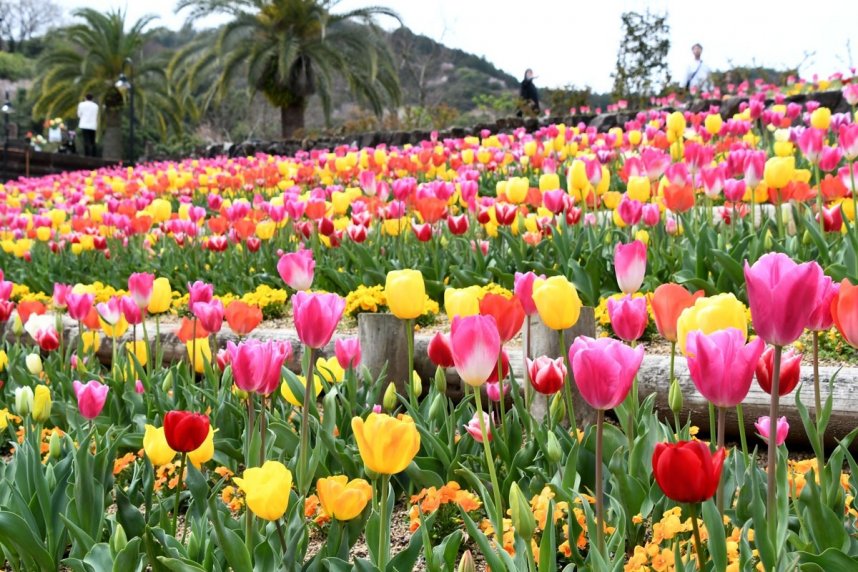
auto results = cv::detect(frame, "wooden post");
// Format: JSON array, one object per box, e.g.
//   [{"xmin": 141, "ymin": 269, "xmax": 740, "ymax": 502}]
[
  {"xmin": 524, "ymin": 307, "xmax": 597, "ymax": 426},
  {"xmin": 357, "ymin": 313, "xmax": 411, "ymax": 400}
]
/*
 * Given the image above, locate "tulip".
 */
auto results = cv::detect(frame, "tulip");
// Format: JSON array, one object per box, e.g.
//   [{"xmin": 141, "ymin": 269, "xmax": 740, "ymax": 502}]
[
  {"xmin": 723, "ymin": 179, "xmax": 746, "ymax": 202},
  {"xmin": 96, "ymin": 297, "xmax": 123, "ymax": 325},
  {"xmin": 514, "ymin": 271, "xmax": 545, "ymax": 316},
  {"xmin": 444, "ymin": 286, "xmax": 481, "ymax": 320},
  {"xmin": 186, "ymin": 339, "xmax": 212, "ymax": 374},
  {"xmin": 72, "ymin": 380, "xmax": 109, "ymax": 420},
  {"xmin": 128, "ymin": 272, "xmax": 155, "ymax": 309},
  {"xmin": 450, "ymin": 315, "xmax": 501, "ymax": 387},
  {"xmin": 463, "ymin": 411, "xmax": 492, "ymax": 442},
  {"xmin": 652, "ymin": 440, "xmax": 725, "ymax": 503},
  {"xmin": 52, "ymin": 283, "xmax": 73, "ymax": 309},
  {"xmin": 744, "ymin": 253, "xmax": 823, "ymax": 347},
  {"xmin": 763, "ymin": 156, "xmax": 795, "ymax": 190},
  {"xmin": 147, "ymin": 277, "xmax": 172, "ymax": 314},
  {"xmin": 292, "ymin": 291, "xmax": 345, "ymax": 349},
  {"xmin": 531, "ymin": 275, "xmax": 582, "ymax": 331},
  {"xmin": 32, "ymin": 385, "xmax": 51, "ymax": 423},
  {"xmin": 526, "ymin": 355, "xmax": 566, "ymax": 395},
  {"xmin": 224, "ymin": 300, "xmax": 263, "ymax": 336},
  {"xmin": 607, "ymin": 294, "xmax": 648, "ymax": 342},
  {"xmin": 428, "ymin": 332, "xmax": 454, "ymax": 368},
  {"xmin": 478, "ymin": 294, "xmax": 525, "ymax": 343},
  {"xmin": 66, "ymin": 292, "xmax": 94, "ymax": 322},
  {"xmin": 316, "ymin": 356, "xmax": 345, "ymax": 383},
  {"xmin": 676, "ymin": 293, "xmax": 748, "ymax": 355},
  {"xmin": 485, "ymin": 377, "xmax": 509, "ymax": 400},
  {"xmin": 568, "ymin": 336, "xmax": 644, "ymax": 410},
  {"xmin": 277, "ymin": 249, "xmax": 315, "ymax": 291},
  {"xmin": 686, "ymin": 329, "xmax": 765, "ymax": 408},
  {"xmin": 651, "ymin": 284, "xmax": 704, "ymax": 343},
  {"xmin": 234, "ymin": 461, "xmax": 294, "ymax": 521},
  {"xmin": 187, "ymin": 426, "xmax": 215, "ymax": 468},
  {"xmin": 383, "ymin": 269, "xmax": 425, "ymax": 320},
  {"xmin": 143, "ymin": 424, "xmax": 176, "ymax": 465},
  {"xmin": 119, "ymin": 296, "xmax": 143, "ymax": 326},
  {"xmin": 187, "ymin": 281, "xmax": 214, "ymax": 307},
  {"xmin": 509, "ymin": 482, "xmax": 536, "ymax": 542},
  {"xmin": 280, "ymin": 373, "xmax": 323, "ymax": 406},
  {"xmin": 14, "ymin": 386, "xmax": 33, "ymax": 417},
  {"xmin": 447, "ymin": 214, "xmax": 469, "ymax": 235},
  {"xmin": 26, "ymin": 353, "xmax": 42, "ymax": 375},
  {"xmin": 228, "ymin": 339, "xmax": 290, "ymax": 395},
  {"xmin": 614, "ymin": 241, "xmax": 646, "ymax": 294},
  {"xmin": 755, "ymin": 346, "xmax": 802, "ymax": 396},
  {"xmin": 839, "ymin": 124, "xmax": 858, "ymax": 161},
  {"xmin": 617, "ymin": 197, "xmax": 643, "ymax": 226},
  {"xmin": 163, "ymin": 410, "xmax": 210, "ymax": 453},
  {"xmin": 316, "ymin": 476, "xmax": 373, "ymax": 521},
  {"xmin": 351, "ymin": 413, "xmax": 420, "ymax": 475},
  {"xmin": 335, "ymin": 337, "xmax": 361, "ymax": 370},
  {"xmin": 754, "ymin": 416, "xmax": 789, "ymax": 446},
  {"xmin": 662, "ymin": 183, "xmax": 695, "ymax": 213},
  {"xmin": 191, "ymin": 299, "xmax": 224, "ymax": 334}
]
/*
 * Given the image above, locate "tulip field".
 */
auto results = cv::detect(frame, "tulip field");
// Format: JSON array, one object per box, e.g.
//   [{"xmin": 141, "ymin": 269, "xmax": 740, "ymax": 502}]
[{"xmin": 2, "ymin": 84, "xmax": 858, "ymax": 572}]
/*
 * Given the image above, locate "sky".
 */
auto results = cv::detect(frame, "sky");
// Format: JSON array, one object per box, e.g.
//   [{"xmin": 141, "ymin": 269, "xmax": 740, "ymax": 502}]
[{"xmin": 66, "ymin": 0, "xmax": 858, "ymax": 93}]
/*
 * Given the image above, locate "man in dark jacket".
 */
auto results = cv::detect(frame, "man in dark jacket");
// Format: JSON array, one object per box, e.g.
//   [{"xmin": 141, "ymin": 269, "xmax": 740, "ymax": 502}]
[{"xmin": 518, "ymin": 69, "xmax": 539, "ymax": 117}]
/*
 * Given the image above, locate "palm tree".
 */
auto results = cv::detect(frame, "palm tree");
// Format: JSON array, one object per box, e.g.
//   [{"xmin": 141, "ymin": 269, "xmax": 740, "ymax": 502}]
[
  {"xmin": 173, "ymin": 0, "xmax": 402, "ymax": 138},
  {"xmin": 31, "ymin": 9, "xmax": 184, "ymax": 160}
]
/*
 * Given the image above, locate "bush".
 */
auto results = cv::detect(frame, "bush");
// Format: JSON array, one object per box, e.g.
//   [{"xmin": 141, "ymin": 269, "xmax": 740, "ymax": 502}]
[{"xmin": 0, "ymin": 52, "xmax": 35, "ymax": 80}]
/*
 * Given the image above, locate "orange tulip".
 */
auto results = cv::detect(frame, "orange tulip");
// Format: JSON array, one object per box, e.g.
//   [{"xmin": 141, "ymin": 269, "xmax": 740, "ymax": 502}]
[
  {"xmin": 832, "ymin": 279, "xmax": 858, "ymax": 348},
  {"xmin": 662, "ymin": 183, "xmax": 695, "ymax": 213},
  {"xmin": 650, "ymin": 284, "xmax": 704, "ymax": 343},
  {"xmin": 225, "ymin": 301, "xmax": 263, "ymax": 336},
  {"xmin": 16, "ymin": 300, "xmax": 46, "ymax": 325},
  {"xmin": 177, "ymin": 317, "xmax": 210, "ymax": 343},
  {"xmin": 207, "ymin": 216, "xmax": 229, "ymax": 235}
]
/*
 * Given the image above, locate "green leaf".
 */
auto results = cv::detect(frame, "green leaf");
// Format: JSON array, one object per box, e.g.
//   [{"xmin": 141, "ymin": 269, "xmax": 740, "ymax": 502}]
[
  {"xmin": 112, "ymin": 538, "xmax": 143, "ymax": 572},
  {"xmin": 157, "ymin": 557, "xmax": 207, "ymax": 572},
  {"xmin": 701, "ymin": 500, "xmax": 727, "ymax": 572},
  {"xmin": 797, "ymin": 548, "xmax": 858, "ymax": 568},
  {"xmin": 206, "ymin": 496, "xmax": 252, "ymax": 572},
  {"xmin": 538, "ymin": 501, "xmax": 557, "ymax": 572},
  {"xmin": 0, "ymin": 510, "xmax": 55, "ymax": 570}
]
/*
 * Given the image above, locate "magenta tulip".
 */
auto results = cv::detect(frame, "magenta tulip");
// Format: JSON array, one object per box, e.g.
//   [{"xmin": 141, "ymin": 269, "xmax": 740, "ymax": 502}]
[
  {"xmin": 191, "ymin": 299, "xmax": 224, "ymax": 334},
  {"xmin": 754, "ymin": 416, "xmax": 788, "ymax": 446},
  {"xmin": 277, "ymin": 249, "xmax": 315, "ymax": 291},
  {"xmin": 53, "ymin": 283, "xmax": 73, "ymax": 309},
  {"xmin": 614, "ymin": 240, "xmax": 647, "ymax": 294},
  {"xmin": 128, "ymin": 272, "xmax": 155, "ymax": 309},
  {"xmin": 66, "ymin": 292, "xmax": 94, "ymax": 322},
  {"xmin": 514, "ymin": 271, "xmax": 546, "ymax": 316},
  {"xmin": 187, "ymin": 281, "xmax": 214, "ymax": 307},
  {"xmin": 292, "ymin": 291, "xmax": 345, "ymax": 349},
  {"xmin": 568, "ymin": 336, "xmax": 644, "ymax": 410},
  {"xmin": 743, "ymin": 253, "xmax": 823, "ymax": 346},
  {"xmin": 72, "ymin": 380, "xmax": 109, "ymax": 420},
  {"xmin": 686, "ymin": 328, "xmax": 765, "ymax": 408},
  {"xmin": 807, "ymin": 274, "xmax": 840, "ymax": 332},
  {"xmin": 227, "ymin": 339, "xmax": 290, "ymax": 394},
  {"xmin": 335, "ymin": 337, "xmax": 362, "ymax": 369},
  {"xmin": 607, "ymin": 294, "xmax": 648, "ymax": 342},
  {"xmin": 120, "ymin": 296, "xmax": 143, "ymax": 326},
  {"xmin": 450, "ymin": 315, "xmax": 501, "ymax": 387}
]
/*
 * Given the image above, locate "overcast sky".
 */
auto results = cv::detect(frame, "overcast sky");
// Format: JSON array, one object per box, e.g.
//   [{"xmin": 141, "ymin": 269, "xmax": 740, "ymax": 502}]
[{"xmin": 66, "ymin": 0, "xmax": 858, "ymax": 93}]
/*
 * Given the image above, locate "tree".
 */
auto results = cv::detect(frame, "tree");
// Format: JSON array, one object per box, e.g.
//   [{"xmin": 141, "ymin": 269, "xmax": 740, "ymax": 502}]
[
  {"xmin": 611, "ymin": 10, "xmax": 671, "ymax": 108},
  {"xmin": 172, "ymin": 0, "xmax": 402, "ymax": 138},
  {"xmin": 30, "ymin": 9, "xmax": 183, "ymax": 160},
  {"xmin": 0, "ymin": 0, "xmax": 61, "ymax": 52}
]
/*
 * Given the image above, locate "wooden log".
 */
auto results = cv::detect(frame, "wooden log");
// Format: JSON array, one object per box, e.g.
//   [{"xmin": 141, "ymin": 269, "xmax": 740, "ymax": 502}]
[{"xmin": 357, "ymin": 313, "xmax": 410, "ymax": 398}]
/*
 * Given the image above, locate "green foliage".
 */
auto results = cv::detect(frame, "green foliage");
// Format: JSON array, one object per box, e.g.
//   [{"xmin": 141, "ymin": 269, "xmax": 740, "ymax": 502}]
[
  {"xmin": 611, "ymin": 9, "xmax": 671, "ymax": 106},
  {"xmin": 0, "ymin": 51, "xmax": 35, "ymax": 80}
]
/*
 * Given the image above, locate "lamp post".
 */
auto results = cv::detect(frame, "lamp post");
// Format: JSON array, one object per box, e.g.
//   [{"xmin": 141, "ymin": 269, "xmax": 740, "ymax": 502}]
[
  {"xmin": 115, "ymin": 59, "xmax": 134, "ymax": 163},
  {"xmin": 1, "ymin": 92, "xmax": 13, "ymax": 182}
]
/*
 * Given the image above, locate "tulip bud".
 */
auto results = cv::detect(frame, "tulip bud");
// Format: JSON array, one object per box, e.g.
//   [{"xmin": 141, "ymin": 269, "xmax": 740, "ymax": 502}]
[
  {"xmin": 110, "ymin": 523, "xmax": 128, "ymax": 555},
  {"xmin": 434, "ymin": 366, "xmax": 447, "ymax": 394},
  {"xmin": 458, "ymin": 550, "xmax": 476, "ymax": 572},
  {"xmin": 669, "ymin": 378, "xmax": 683, "ymax": 415},
  {"xmin": 429, "ymin": 393, "xmax": 445, "ymax": 423},
  {"xmin": 26, "ymin": 353, "xmax": 42, "ymax": 375},
  {"xmin": 11, "ymin": 314, "xmax": 23, "ymax": 336},
  {"xmin": 801, "ymin": 229, "xmax": 812, "ymax": 245},
  {"xmin": 45, "ymin": 464, "xmax": 56, "ymax": 489},
  {"xmin": 161, "ymin": 371, "xmax": 173, "ymax": 392},
  {"xmin": 763, "ymin": 229, "xmax": 773, "ymax": 250},
  {"xmin": 49, "ymin": 430, "xmax": 62, "ymax": 459},
  {"xmin": 549, "ymin": 393, "xmax": 565, "ymax": 423},
  {"xmin": 410, "ymin": 373, "xmax": 422, "ymax": 399},
  {"xmin": 545, "ymin": 432, "xmax": 562, "ymax": 464},
  {"xmin": 14, "ymin": 386, "xmax": 34, "ymax": 416},
  {"xmin": 383, "ymin": 382, "xmax": 397, "ymax": 411},
  {"xmin": 509, "ymin": 482, "xmax": 536, "ymax": 541},
  {"xmin": 32, "ymin": 385, "xmax": 51, "ymax": 423}
]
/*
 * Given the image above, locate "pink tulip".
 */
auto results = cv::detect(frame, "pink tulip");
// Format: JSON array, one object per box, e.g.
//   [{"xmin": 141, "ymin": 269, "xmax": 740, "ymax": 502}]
[
  {"xmin": 191, "ymin": 299, "xmax": 224, "ymax": 334},
  {"xmin": 485, "ymin": 381, "xmax": 509, "ymax": 402},
  {"xmin": 807, "ymin": 274, "xmax": 840, "ymax": 331},
  {"xmin": 754, "ymin": 416, "xmax": 788, "ymax": 446},
  {"xmin": 818, "ymin": 146, "xmax": 842, "ymax": 172},
  {"xmin": 526, "ymin": 355, "xmax": 566, "ymax": 395},
  {"xmin": 798, "ymin": 128, "xmax": 824, "ymax": 164},
  {"xmin": 686, "ymin": 328, "xmax": 765, "ymax": 408},
  {"xmin": 128, "ymin": 273, "xmax": 155, "ymax": 309},
  {"xmin": 614, "ymin": 240, "xmax": 647, "ymax": 294},
  {"xmin": 292, "ymin": 291, "xmax": 345, "ymax": 349},
  {"xmin": 53, "ymin": 283, "xmax": 73, "ymax": 309},
  {"xmin": 607, "ymin": 294, "xmax": 648, "ymax": 342},
  {"xmin": 568, "ymin": 336, "xmax": 644, "ymax": 410},
  {"xmin": 135, "ymin": 380, "xmax": 145, "ymax": 394},
  {"xmin": 278, "ymin": 249, "xmax": 315, "ymax": 291},
  {"xmin": 743, "ymin": 151, "xmax": 766, "ymax": 188},
  {"xmin": 665, "ymin": 163, "xmax": 690, "ymax": 186},
  {"xmin": 72, "ymin": 380, "xmax": 109, "ymax": 420},
  {"xmin": 66, "ymin": 292, "xmax": 94, "ymax": 322},
  {"xmin": 187, "ymin": 281, "xmax": 214, "ymax": 307},
  {"xmin": 839, "ymin": 124, "xmax": 858, "ymax": 161},
  {"xmin": 514, "ymin": 271, "xmax": 546, "ymax": 316},
  {"xmin": 542, "ymin": 189, "xmax": 568, "ymax": 214},
  {"xmin": 96, "ymin": 297, "xmax": 123, "ymax": 325},
  {"xmin": 840, "ymin": 164, "xmax": 858, "ymax": 193},
  {"xmin": 464, "ymin": 411, "xmax": 492, "ymax": 442},
  {"xmin": 744, "ymin": 253, "xmax": 823, "ymax": 346},
  {"xmin": 700, "ymin": 165, "xmax": 726, "ymax": 198},
  {"xmin": 227, "ymin": 339, "xmax": 290, "ymax": 394},
  {"xmin": 641, "ymin": 203, "xmax": 660, "ymax": 226},
  {"xmin": 335, "ymin": 337, "xmax": 362, "ymax": 369},
  {"xmin": 450, "ymin": 315, "xmax": 501, "ymax": 387},
  {"xmin": 120, "ymin": 296, "xmax": 143, "ymax": 326},
  {"xmin": 617, "ymin": 197, "xmax": 643, "ymax": 226}
]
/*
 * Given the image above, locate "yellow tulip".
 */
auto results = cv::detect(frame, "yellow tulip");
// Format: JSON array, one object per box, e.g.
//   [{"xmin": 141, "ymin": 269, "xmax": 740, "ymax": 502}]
[
  {"xmin": 255, "ymin": 221, "xmax": 276, "ymax": 240},
  {"xmin": 539, "ymin": 173, "xmax": 560, "ymax": 192},
  {"xmin": 186, "ymin": 340, "xmax": 212, "ymax": 374},
  {"xmin": 0, "ymin": 350, "xmax": 7, "ymax": 372},
  {"xmin": 188, "ymin": 426, "xmax": 215, "ymax": 468},
  {"xmin": 149, "ymin": 199, "xmax": 172, "ymax": 223},
  {"xmin": 531, "ymin": 276, "xmax": 582, "ymax": 331},
  {"xmin": 628, "ymin": 130, "xmax": 643, "ymax": 146},
  {"xmin": 81, "ymin": 331, "xmax": 101, "ymax": 353},
  {"xmin": 32, "ymin": 385, "xmax": 51, "ymax": 423},
  {"xmin": 148, "ymin": 277, "xmax": 172, "ymax": 314},
  {"xmin": 351, "ymin": 413, "xmax": 420, "ymax": 475},
  {"xmin": 626, "ymin": 176, "xmax": 651, "ymax": 202},
  {"xmin": 100, "ymin": 316, "xmax": 128, "ymax": 339},
  {"xmin": 126, "ymin": 341, "xmax": 148, "ymax": 366},
  {"xmin": 704, "ymin": 113, "xmax": 723, "ymax": 135},
  {"xmin": 444, "ymin": 286, "xmax": 481, "ymax": 320},
  {"xmin": 568, "ymin": 160, "xmax": 589, "ymax": 191},
  {"xmin": 602, "ymin": 191, "xmax": 622, "ymax": 210},
  {"xmin": 810, "ymin": 107, "xmax": 831, "ymax": 130},
  {"xmin": 764, "ymin": 156, "xmax": 795, "ymax": 190},
  {"xmin": 667, "ymin": 111, "xmax": 686, "ymax": 135},
  {"xmin": 382, "ymin": 217, "xmax": 406, "ymax": 237},
  {"xmin": 676, "ymin": 293, "xmax": 748, "ymax": 355},
  {"xmin": 384, "ymin": 270, "xmax": 425, "ymax": 320},
  {"xmin": 316, "ymin": 476, "xmax": 373, "ymax": 520},
  {"xmin": 315, "ymin": 356, "xmax": 345, "ymax": 384},
  {"xmin": 505, "ymin": 177, "xmax": 529, "ymax": 204},
  {"xmin": 234, "ymin": 461, "xmax": 293, "ymax": 521},
  {"xmin": 143, "ymin": 424, "xmax": 177, "ymax": 466},
  {"xmin": 280, "ymin": 373, "xmax": 322, "ymax": 407}
]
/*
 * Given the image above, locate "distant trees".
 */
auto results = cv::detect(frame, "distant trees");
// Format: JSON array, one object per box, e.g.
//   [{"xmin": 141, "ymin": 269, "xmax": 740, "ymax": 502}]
[
  {"xmin": 0, "ymin": 0, "xmax": 61, "ymax": 53},
  {"xmin": 611, "ymin": 10, "xmax": 671, "ymax": 107}
]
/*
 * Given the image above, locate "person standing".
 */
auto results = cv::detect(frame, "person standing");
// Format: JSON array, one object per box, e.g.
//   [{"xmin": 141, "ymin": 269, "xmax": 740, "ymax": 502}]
[
  {"xmin": 77, "ymin": 93, "xmax": 99, "ymax": 157},
  {"xmin": 684, "ymin": 43, "xmax": 711, "ymax": 94},
  {"xmin": 518, "ymin": 69, "xmax": 540, "ymax": 117}
]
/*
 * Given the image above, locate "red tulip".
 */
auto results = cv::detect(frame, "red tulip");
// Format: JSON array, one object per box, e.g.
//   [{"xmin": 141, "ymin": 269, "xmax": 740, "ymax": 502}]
[
  {"xmin": 526, "ymin": 356, "xmax": 566, "ymax": 395},
  {"xmin": 428, "ymin": 332, "xmax": 454, "ymax": 368},
  {"xmin": 652, "ymin": 440, "xmax": 725, "ymax": 503},
  {"xmin": 0, "ymin": 300, "xmax": 14, "ymax": 322},
  {"xmin": 447, "ymin": 214, "xmax": 469, "ymax": 235},
  {"xmin": 485, "ymin": 349, "xmax": 510, "ymax": 383},
  {"xmin": 411, "ymin": 222, "xmax": 433, "ymax": 242},
  {"xmin": 755, "ymin": 345, "xmax": 802, "ymax": 396},
  {"xmin": 16, "ymin": 300, "xmax": 46, "ymax": 326},
  {"xmin": 478, "ymin": 294, "xmax": 525, "ymax": 343},
  {"xmin": 176, "ymin": 317, "xmax": 210, "ymax": 343},
  {"xmin": 832, "ymin": 279, "xmax": 858, "ymax": 348},
  {"xmin": 163, "ymin": 410, "xmax": 210, "ymax": 453}
]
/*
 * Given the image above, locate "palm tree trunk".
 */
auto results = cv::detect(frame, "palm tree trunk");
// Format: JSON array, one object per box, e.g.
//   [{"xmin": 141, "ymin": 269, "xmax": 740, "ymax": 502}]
[
  {"xmin": 280, "ymin": 100, "xmax": 306, "ymax": 139},
  {"xmin": 101, "ymin": 107, "xmax": 123, "ymax": 161}
]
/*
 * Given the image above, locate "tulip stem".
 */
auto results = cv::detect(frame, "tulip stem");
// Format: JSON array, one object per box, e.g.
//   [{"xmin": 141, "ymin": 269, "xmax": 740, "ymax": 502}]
[
  {"xmin": 595, "ymin": 408, "xmax": 606, "ymax": 559},
  {"xmin": 378, "ymin": 474, "xmax": 391, "ymax": 570},
  {"xmin": 298, "ymin": 346, "xmax": 315, "ymax": 495},
  {"xmin": 766, "ymin": 345, "xmax": 782, "ymax": 544},
  {"xmin": 172, "ymin": 452, "xmax": 187, "ymax": 539},
  {"xmin": 496, "ymin": 349, "xmax": 507, "ymax": 440},
  {"xmin": 716, "ymin": 407, "xmax": 726, "ymax": 515},
  {"xmin": 558, "ymin": 330, "xmax": 577, "ymax": 429},
  {"xmin": 275, "ymin": 518, "xmax": 288, "ymax": 557},
  {"xmin": 708, "ymin": 403, "xmax": 717, "ymax": 453},
  {"xmin": 812, "ymin": 331, "xmax": 822, "ymax": 419},
  {"xmin": 406, "ymin": 319, "xmax": 416, "ymax": 410},
  {"xmin": 524, "ymin": 318, "xmax": 532, "ymax": 415},
  {"xmin": 474, "ymin": 389, "xmax": 504, "ymax": 535},
  {"xmin": 191, "ymin": 322, "xmax": 197, "ymax": 376},
  {"xmin": 850, "ymin": 159, "xmax": 857, "ymax": 239},
  {"xmin": 736, "ymin": 404, "xmax": 750, "ymax": 469},
  {"xmin": 245, "ymin": 396, "xmax": 255, "ymax": 554},
  {"xmin": 814, "ymin": 163, "xmax": 825, "ymax": 237},
  {"xmin": 259, "ymin": 397, "xmax": 267, "ymax": 466},
  {"xmin": 141, "ymin": 317, "xmax": 151, "ymax": 374},
  {"xmin": 688, "ymin": 503, "xmax": 705, "ymax": 569}
]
